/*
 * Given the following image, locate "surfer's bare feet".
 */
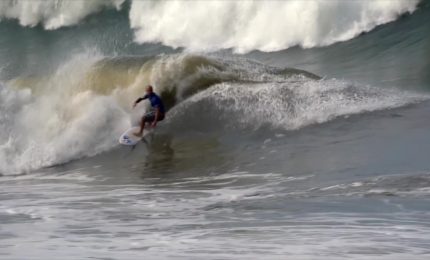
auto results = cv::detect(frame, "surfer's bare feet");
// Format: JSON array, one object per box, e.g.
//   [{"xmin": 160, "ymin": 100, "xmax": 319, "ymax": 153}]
[{"xmin": 133, "ymin": 132, "xmax": 143, "ymax": 137}]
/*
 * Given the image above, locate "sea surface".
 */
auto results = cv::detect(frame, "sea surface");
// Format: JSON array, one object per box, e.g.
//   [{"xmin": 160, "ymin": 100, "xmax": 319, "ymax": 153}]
[{"xmin": 1, "ymin": 1, "xmax": 430, "ymax": 259}]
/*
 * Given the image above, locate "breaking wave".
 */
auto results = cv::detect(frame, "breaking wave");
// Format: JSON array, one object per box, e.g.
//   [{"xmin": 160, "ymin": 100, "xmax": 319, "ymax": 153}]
[
  {"xmin": 0, "ymin": 52, "xmax": 426, "ymax": 174},
  {"xmin": 0, "ymin": 0, "xmax": 421, "ymax": 52}
]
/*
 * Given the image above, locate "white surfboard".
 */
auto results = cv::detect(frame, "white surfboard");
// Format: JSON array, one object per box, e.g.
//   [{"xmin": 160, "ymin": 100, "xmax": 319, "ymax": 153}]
[{"xmin": 119, "ymin": 126, "xmax": 152, "ymax": 146}]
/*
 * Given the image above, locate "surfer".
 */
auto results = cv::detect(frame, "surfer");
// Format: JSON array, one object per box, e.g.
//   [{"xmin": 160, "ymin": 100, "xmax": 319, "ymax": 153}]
[{"xmin": 133, "ymin": 85, "xmax": 165, "ymax": 137}]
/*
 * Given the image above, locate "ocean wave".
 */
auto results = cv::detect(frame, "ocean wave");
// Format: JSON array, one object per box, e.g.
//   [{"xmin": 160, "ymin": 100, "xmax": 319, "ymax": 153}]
[
  {"xmin": 0, "ymin": 0, "xmax": 421, "ymax": 52},
  {"xmin": 129, "ymin": 0, "xmax": 420, "ymax": 53},
  {"xmin": 0, "ymin": 52, "xmax": 270, "ymax": 174},
  {"xmin": 0, "ymin": 52, "xmax": 427, "ymax": 174},
  {"xmin": 0, "ymin": 0, "xmax": 123, "ymax": 29},
  {"xmin": 167, "ymin": 78, "xmax": 427, "ymax": 132}
]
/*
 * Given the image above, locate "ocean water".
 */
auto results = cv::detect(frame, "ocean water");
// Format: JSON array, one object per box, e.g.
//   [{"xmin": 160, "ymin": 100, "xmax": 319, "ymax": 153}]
[{"xmin": 1, "ymin": 1, "xmax": 430, "ymax": 259}]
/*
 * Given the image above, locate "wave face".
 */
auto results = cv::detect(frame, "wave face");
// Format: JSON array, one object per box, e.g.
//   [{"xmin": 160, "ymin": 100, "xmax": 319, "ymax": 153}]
[
  {"xmin": 0, "ymin": 52, "xmax": 426, "ymax": 174},
  {"xmin": 0, "ymin": 0, "xmax": 420, "ymax": 52}
]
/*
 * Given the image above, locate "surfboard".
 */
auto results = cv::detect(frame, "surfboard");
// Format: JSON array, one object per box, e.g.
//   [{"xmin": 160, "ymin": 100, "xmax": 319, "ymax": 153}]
[{"xmin": 119, "ymin": 126, "xmax": 152, "ymax": 146}]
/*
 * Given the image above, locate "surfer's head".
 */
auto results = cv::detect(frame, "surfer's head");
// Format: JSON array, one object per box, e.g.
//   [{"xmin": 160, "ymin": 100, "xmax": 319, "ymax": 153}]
[{"xmin": 146, "ymin": 85, "xmax": 153, "ymax": 94}]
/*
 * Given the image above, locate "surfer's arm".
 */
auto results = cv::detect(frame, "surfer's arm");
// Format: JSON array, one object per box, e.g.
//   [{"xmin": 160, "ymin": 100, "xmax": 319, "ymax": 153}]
[{"xmin": 133, "ymin": 95, "xmax": 148, "ymax": 108}]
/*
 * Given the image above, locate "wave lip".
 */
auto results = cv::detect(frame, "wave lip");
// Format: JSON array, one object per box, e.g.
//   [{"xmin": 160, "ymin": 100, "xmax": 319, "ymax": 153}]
[
  {"xmin": 169, "ymin": 77, "xmax": 428, "ymax": 132},
  {"xmin": 129, "ymin": 0, "xmax": 420, "ymax": 53}
]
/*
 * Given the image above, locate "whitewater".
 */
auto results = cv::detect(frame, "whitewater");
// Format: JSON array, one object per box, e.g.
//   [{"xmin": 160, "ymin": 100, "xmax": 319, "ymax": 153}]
[
  {"xmin": 0, "ymin": 0, "xmax": 421, "ymax": 51},
  {"xmin": 1, "ymin": 0, "xmax": 430, "ymax": 259}
]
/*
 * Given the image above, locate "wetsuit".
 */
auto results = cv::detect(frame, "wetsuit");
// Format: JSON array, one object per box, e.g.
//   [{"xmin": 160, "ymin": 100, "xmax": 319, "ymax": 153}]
[{"xmin": 135, "ymin": 92, "xmax": 165, "ymax": 122}]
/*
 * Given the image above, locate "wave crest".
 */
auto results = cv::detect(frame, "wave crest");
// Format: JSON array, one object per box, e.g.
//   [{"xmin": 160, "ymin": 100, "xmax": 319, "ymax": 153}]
[
  {"xmin": 130, "ymin": 0, "xmax": 420, "ymax": 53},
  {"xmin": 0, "ymin": 0, "xmax": 420, "ymax": 52},
  {"xmin": 0, "ymin": 0, "xmax": 123, "ymax": 29}
]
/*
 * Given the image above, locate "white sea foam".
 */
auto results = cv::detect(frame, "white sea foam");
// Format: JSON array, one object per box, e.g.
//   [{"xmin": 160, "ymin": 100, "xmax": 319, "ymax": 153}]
[
  {"xmin": 0, "ymin": 0, "xmax": 420, "ymax": 52},
  {"xmin": 0, "ymin": 51, "xmax": 132, "ymax": 174},
  {"xmin": 1, "ymin": 172, "xmax": 429, "ymax": 259},
  {"xmin": 171, "ymin": 78, "xmax": 428, "ymax": 131},
  {"xmin": 129, "ymin": 0, "xmax": 420, "ymax": 53},
  {"xmin": 0, "ymin": 0, "xmax": 124, "ymax": 29}
]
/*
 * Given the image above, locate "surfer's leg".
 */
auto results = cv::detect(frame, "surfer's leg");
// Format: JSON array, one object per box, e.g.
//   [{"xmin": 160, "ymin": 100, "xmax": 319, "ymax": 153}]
[
  {"xmin": 134, "ymin": 117, "xmax": 146, "ymax": 136},
  {"xmin": 139, "ymin": 116, "xmax": 146, "ymax": 133},
  {"xmin": 134, "ymin": 111, "xmax": 155, "ymax": 136}
]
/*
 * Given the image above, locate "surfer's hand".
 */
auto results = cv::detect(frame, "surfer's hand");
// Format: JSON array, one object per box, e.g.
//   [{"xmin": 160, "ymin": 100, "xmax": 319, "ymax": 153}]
[{"xmin": 151, "ymin": 122, "xmax": 157, "ymax": 128}]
